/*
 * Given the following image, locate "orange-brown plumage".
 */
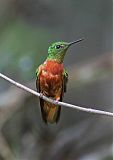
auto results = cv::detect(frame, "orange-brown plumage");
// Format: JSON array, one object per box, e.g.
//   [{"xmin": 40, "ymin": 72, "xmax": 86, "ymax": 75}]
[{"xmin": 36, "ymin": 60, "xmax": 64, "ymax": 123}]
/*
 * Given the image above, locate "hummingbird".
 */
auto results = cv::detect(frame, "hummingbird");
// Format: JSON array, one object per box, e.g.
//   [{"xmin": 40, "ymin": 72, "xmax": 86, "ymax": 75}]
[{"xmin": 36, "ymin": 38, "xmax": 83, "ymax": 124}]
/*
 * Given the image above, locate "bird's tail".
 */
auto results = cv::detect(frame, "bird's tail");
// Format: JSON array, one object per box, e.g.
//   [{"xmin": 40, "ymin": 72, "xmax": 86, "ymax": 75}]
[{"xmin": 40, "ymin": 99, "xmax": 61, "ymax": 124}]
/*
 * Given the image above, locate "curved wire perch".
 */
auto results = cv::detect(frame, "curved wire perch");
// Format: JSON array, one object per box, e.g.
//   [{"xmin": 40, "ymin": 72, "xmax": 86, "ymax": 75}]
[{"xmin": 0, "ymin": 73, "xmax": 113, "ymax": 117}]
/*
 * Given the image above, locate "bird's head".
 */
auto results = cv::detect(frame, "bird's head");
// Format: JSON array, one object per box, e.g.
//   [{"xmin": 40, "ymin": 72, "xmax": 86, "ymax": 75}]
[{"xmin": 47, "ymin": 38, "xmax": 84, "ymax": 63}]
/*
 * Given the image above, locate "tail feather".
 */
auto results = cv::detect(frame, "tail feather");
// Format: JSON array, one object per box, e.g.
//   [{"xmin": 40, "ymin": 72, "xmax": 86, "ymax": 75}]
[{"xmin": 40, "ymin": 98, "xmax": 61, "ymax": 124}]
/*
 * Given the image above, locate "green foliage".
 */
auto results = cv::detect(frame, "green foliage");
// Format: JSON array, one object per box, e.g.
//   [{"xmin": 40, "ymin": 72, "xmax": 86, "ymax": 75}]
[{"xmin": 0, "ymin": 20, "xmax": 52, "ymax": 80}]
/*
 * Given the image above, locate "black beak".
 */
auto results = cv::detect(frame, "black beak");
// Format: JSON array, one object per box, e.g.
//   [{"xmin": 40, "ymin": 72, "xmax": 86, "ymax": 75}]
[{"xmin": 68, "ymin": 38, "xmax": 84, "ymax": 46}]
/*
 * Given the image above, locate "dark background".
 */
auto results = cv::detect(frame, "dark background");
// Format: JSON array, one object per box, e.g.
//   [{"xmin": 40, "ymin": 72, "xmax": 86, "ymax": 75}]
[{"xmin": 0, "ymin": 0, "xmax": 112, "ymax": 160}]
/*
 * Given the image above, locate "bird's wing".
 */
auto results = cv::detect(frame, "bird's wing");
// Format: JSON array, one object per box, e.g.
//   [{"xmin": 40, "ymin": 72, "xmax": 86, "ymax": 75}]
[
  {"xmin": 36, "ymin": 66, "xmax": 47, "ymax": 123},
  {"xmin": 63, "ymin": 69, "xmax": 68, "ymax": 93},
  {"xmin": 36, "ymin": 66, "xmax": 41, "ymax": 92}
]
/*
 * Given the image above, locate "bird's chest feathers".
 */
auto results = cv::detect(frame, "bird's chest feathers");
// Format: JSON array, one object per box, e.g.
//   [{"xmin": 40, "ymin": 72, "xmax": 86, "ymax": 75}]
[
  {"xmin": 42, "ymin": 61, "xmax": 64, "ymax": 76},
  {"xmin": 40, "ymin": 61, "xmax": 63, "ymax": 96}
]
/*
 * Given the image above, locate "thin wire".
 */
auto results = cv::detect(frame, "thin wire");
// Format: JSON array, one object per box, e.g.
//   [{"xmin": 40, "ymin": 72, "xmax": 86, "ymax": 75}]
[{"xmin": 0, "ymin": 73, "xmax": 113, "ymax": 117}]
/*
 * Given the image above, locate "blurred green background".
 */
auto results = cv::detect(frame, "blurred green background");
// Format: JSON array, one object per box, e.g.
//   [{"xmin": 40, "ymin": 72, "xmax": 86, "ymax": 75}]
[{"xmin": 0, "ymin": 0, "xmax": 112, "ymax": 160}]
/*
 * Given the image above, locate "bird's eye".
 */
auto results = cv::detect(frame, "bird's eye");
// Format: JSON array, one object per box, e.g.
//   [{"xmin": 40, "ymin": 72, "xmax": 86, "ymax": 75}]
[{"xmin": 56, "ymin": 45, "xmax": 61, "ymax": 49}]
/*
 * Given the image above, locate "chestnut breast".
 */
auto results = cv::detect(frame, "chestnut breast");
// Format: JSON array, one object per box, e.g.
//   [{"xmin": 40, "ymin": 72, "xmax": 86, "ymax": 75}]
[{"xmin": 40, "ymin": 61, "xmax": 64, "ymax": 96}]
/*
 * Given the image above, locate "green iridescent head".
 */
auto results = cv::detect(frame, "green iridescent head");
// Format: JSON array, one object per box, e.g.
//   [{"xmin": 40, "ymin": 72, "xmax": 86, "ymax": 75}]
[{"xmin": 47, "ymin": 38, "xmax": 84, "ymax": 63}]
